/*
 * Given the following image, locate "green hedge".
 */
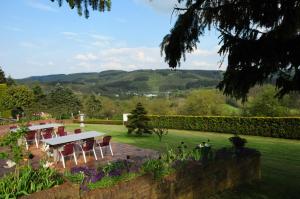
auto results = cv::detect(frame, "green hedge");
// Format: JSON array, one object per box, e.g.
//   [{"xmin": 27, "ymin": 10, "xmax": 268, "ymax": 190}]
[
  {"xmin": 148, "ymin": 115, "xmax": 300, "ymax": 139},
  {"xmin": 73, "ymin": 119, "xmax": 123, "ymax": 125}
]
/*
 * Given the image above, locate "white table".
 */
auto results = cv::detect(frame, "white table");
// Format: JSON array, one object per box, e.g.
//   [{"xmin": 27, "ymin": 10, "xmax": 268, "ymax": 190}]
[
  {"xmin": 42, "ymin": 131, "xmax": 105, "ymax": 146},
  {"xmin": 41, "ymin": 131, "xmax": 105, "ymax": 162},
  {"xmin": 11, "ymin": 123, "xmax": 64, "ymax": 132}
]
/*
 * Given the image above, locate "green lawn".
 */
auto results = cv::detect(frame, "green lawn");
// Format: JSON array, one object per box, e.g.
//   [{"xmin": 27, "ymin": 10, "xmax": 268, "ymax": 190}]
[{"xmin": 66, "ymin": 124, "xmax": 300, "ymax": 199}]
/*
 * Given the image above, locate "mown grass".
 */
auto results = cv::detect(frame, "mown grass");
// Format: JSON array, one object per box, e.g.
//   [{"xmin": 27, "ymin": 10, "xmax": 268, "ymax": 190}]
[{"xmin": 66, "ymin": 124, "xmax": 300, "ymax": 199}]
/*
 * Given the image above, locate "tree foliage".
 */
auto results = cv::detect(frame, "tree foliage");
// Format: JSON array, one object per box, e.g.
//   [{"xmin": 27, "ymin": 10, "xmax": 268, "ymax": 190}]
[
  {"xmin": 180, "ymin": 89, "xmax": 225, "ymax": 115},
  {"xmin": 47, "ymin": 84, "xmax": 82, "ymax": 119},
  {"xmin": 243, "ymin": 85, "xmax": 289, "ymax": 116},
  {"xmin": 161, "ymin": 0, "xmax": 300, "ymax": 100},
  {"xmin": 84, "ymin": 94, "xmax": 102, "ymax": 118},
  {"xmin": 50, "ymin": 0, "xmax": 111, "ymax": 18},
  {"xmin": 0, "ymin": 67, "xmax": 6, "ymax": 84},
  {"xmin": 126, "ymin": 102, "xmax": 152, "ymax": 136},
  {"xmin": 0, "ymin": 85, "xmax": 34, "ymax": 111}
]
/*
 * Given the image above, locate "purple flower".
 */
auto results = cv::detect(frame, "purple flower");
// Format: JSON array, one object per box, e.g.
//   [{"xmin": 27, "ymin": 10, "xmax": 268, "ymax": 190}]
[
  {"xmin": 90, "ymin": 171, "xmax": 104, "ymax": 183},
  {"xmin": 109, "ymin": 169, "xmax": 122, "ymax": 177}
]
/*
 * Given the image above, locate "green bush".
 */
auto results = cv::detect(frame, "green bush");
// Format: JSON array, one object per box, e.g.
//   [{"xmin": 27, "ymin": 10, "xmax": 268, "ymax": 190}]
[
  {"xmin": 149, "ymin": 115, "xmax": 300, "ymax": 139},
  {"xmin": 73, "ymin": 119, "xmax": 123, "ymax": 125},
  {"xmin": 0, "ymin": 166, "xmax": 63, "ymax": 198}
]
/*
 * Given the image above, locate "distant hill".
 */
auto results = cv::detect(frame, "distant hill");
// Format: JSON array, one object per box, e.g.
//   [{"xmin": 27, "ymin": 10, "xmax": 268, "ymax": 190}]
[{"xmin": 17, "ymin": 69, "xmax": 224, "ymax": 96}]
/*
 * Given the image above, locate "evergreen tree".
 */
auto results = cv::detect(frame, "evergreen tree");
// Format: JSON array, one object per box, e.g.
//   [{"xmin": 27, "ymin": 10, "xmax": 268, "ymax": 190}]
[
  {"xmin": 161, "ymin": 0, "xmax": 300, "ymax": 100},
  {"xmin": 84, "ymin": 94, "xmax": 102, "ymax": 118},
  {"xmin": 6, "ymin": 76, "xmax": 16, "ymax": 86},
  {"xmin": 47, "ymin": 83, "xmax": 82, "ymax": 119},
  {"xmin": 50, "ymin": 0, "xmax": 111, "ymax": 18},
  {"xmin": 126, "ymin": 102, "xmax": 152, "ymax": 136},
  {"xmin": 0, "ymin": 67, "xmax": 6, "ymax": 84}
]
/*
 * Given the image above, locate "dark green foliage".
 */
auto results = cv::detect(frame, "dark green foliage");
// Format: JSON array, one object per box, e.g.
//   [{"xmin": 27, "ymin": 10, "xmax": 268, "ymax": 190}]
[
  {"xmin": 0, "ymin": 67, "xmax": 6, "ymax": 84},
  {"xmin": 84, "ymin": 94, "xmax": 102, "ymax": 118},
  {"xmin": 6, "ymin": 76, "xmax": 16, "ymax": 86},
  {"xmin": 161, "ymin": 0, "xmax": 300, "ymax": 100},
  {"xmin": 50, "ymin": 0, "xmax": 111, "ymax": 18},
  {"xmin": 73, "ymin": 119, "xmax": 123, "ymax": 125},
  {"xmin": 126, "ymin": 102, "xmax": 152, "ymax": 135},
  {"xmin": 149, "ymin": 115, "xmax": 300, "ymax": 139},
  {"xmin": 17, "ymin": 69, "xmax": 223, "ymax": 95},
  {"xmin": 229, "ymin": 134, "xmax": 247, "ymax": 150},
  {"xmin": 47, "ymin": 83, "xmax": 82, "ymax": 119}
]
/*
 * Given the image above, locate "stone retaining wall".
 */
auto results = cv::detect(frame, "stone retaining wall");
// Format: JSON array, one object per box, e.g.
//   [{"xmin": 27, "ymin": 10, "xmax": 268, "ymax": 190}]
[{"xmin": 24, "ymin": 153, "xmax": 260, "ymax": 199}]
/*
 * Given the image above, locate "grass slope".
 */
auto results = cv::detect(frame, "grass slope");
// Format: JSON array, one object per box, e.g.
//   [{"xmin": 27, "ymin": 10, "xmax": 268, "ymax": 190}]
[{"xmin": 66, "ymin": 124, "xmax": 300, "ymax": 199}]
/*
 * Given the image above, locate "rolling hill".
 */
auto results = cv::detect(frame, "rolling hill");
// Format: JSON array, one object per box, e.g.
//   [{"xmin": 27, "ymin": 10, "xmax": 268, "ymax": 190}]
[{"xmin": 17, "ymin": 69, "xmax": 224, "ymax": 96}]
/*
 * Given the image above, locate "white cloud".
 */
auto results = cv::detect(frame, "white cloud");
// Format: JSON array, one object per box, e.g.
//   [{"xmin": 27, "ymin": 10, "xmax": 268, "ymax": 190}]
[
  {"xmin": 26, "ymin": 0, "xmax": 58, "ymax": 12},
  {"xmin": 61, "ymin": 32, "xmax": 78, "ymax": 37},
  {"xmin": 20, "ymin": 41, "xmax": 39, "ymax": 48},
  {"xmin": 72, "ymin": 45, "xmax": 221, "ymax": 72},
  {"xmin": 134, "ymin": 0, "xmax": 182, "ymax": 13}
]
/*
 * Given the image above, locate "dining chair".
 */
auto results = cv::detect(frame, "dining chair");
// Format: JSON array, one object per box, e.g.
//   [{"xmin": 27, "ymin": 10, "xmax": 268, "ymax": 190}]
[
  {"xmin": 59, "ymin": 143, "xmax": 77, "ymax": 168},
  {"xmin": 41, "ymin": 128, "xmax": 53, "ymax": 140},
  {"xmin": 96, "ymin": 136, "xmax": 113, "ymax": 158},
  {"xmin": 24, "ymin": 130, "xmax": 39, "ymax": 150},
  {"xmin": 74, "ymin": 129, "xmax": 82, "ymax": 134},
  {"xmin": 79, "ymin": 138, "xmax": 98, "ymax": 163},
  {"xmin": 57, "ymin": 126, "xmax": 67, "ymax": 137}
]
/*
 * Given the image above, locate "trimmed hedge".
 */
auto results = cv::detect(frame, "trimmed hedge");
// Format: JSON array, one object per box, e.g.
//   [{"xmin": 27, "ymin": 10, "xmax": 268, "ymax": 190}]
[
  {"xmin": 148, "ymin": 115, "xmax": 300, "ymax": 139},
  {"xmin": 73, "ymin": 119, "xmax": 123, "ymax": 125}
]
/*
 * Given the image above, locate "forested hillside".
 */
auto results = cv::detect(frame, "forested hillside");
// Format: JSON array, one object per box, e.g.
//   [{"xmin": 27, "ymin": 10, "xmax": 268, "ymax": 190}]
[{"xmin": 17, "ymin": 70, "xmax": 223, "ymax": 96}]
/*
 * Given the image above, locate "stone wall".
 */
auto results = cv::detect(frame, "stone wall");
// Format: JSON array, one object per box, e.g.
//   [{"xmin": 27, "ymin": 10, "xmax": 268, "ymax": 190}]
[{"xmin": 24, "ymin": 153, "xmax": 260, "ymax": 199}]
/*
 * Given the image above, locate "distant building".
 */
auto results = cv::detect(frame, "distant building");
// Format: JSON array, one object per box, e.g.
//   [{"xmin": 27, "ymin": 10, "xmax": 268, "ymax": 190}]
[{"xmin": 144, "ymin": 94, "xmax": 158, "ymax": 98}]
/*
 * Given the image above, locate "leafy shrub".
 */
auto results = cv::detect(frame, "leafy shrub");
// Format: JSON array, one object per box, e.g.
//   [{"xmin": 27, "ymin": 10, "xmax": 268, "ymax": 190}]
[
  {"xmin": 153, "ymin": 126, "xmax": 168, "ymax": 142},
  {"xmin": 102, "ymin": 161, "xmax": 126, "ymax": 176},
  {"xmin": 73, "ymin": 119, "xmax": 123, "ymax": 125},
  {"xmin": 149, "ymin": 115, "xmax": 300, "ymax": 139},
  {"xmin": 0, "ymin": 166, "xmax": 63, "ymax": 198},
  {"xmin": 87, "ymin": 173, "xmax": 139, "ymax": 190},
  {"xmin": 64, "ymin": 171, "xmax": 85, "ymax": 184},
  {"xmin": 229, "ymin": 134, "xmax": 247, "ymax": 150},
  {"xmin": 142, "ymin": 159, "xmax": 173, "ymax": 180}
]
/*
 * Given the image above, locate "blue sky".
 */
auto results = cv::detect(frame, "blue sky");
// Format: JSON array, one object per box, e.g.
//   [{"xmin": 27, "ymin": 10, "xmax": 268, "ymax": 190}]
[{"xmin": 0, "ymin": 0, "xmax": 222, "ymax": 78}]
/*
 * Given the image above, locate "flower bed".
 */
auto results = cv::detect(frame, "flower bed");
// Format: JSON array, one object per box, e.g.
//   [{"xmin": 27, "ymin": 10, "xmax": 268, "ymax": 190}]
[{"xmin": 23, "ymin": 138, "xmax": 261, "ymax": 199}]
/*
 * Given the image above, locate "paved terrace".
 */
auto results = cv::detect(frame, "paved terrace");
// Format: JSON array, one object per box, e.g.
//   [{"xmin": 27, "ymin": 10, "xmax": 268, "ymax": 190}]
[{"xmin": 0, "ymin": 142, "xmax": 159, "ymax": 177}]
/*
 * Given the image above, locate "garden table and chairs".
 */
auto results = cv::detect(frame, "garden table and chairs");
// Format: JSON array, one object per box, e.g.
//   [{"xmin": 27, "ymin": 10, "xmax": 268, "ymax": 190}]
[
  {"xmin": 11, "ymin": 123, "xmax": 64, "ymax": 149},
  {"xmin": 41, "ymin": 131, "xmax": 105, "ymax": 168},
  {"xmin": 10, "ymin": 123, "xmax": 64, "ymax": 132}
]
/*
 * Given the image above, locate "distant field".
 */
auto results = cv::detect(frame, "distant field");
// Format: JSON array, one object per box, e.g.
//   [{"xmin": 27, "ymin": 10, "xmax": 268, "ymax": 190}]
[{"xmin": 66, "ymin": 124, "xmax": 300, "ymax": 199}]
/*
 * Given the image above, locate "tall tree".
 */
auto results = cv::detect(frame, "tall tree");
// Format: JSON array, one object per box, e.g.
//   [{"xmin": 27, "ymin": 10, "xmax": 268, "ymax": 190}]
[
  {"xmin": 47, "ymin": 84, "xmax": 82, "ymax": 119},
  {"xmin": 161, "ymin": 0, "xmax": 300, "ymax": 100},
  {"xmin": 243, "ymin": 85, "xmax": 289, "ymax": 116},
  {"xmin": 6, "ymin": 76, "xmax": 16, "ymax": 86},
  {"xmin": 84, "ymin": 94, "xmax": 102, "ymax": 118},
  {"xmin": 0, "ymin": 67, "xmax": 6, "ymax": 84},
  {"xmin": 126, "ymin": 102, "xmax": 152, "ymax": 136},
  {"xmin": 0, "ymin": 85, "xmax": 35, "ymax": 118},
  {"xmin": 50, "ymin": 0, "xmax": 111, "ymax": 18}
]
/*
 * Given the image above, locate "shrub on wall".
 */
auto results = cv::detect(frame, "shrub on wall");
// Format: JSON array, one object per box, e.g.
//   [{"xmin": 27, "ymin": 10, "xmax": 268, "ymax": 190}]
[
  {"xmin": 149, "ymin": 116, "xmax": 300, "ymax": 139},
  {"xmin": 73, "ymin": 119, "xmax": 123, "ymax": 125}
]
